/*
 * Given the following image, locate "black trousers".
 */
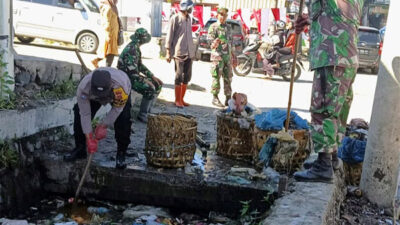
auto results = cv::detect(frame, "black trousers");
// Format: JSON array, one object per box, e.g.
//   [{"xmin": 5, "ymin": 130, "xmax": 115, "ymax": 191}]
[
  {"xmin": 174, "ymin": 58, "xmax": 192, "ymax": 85},
  {"xmin": 73, "ymin": 96, "xmax": 132, "ymax": 152},
  {"xmin": 276, "ymin": 47, "xmax": 292, "ymax": 63}
]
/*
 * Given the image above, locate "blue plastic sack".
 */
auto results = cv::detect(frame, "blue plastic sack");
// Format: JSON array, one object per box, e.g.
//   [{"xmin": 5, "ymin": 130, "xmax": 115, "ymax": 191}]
[
  {"xmin": 338, "ymin": 137, "xmax": 367, "ymax": 163},
  {"xmin": 254, "ymin": 109, "xmax": 309, "ymax": 130},
  {"xmin": 258, "ymin": 137, "xmax": 278, "ymax": 167}
]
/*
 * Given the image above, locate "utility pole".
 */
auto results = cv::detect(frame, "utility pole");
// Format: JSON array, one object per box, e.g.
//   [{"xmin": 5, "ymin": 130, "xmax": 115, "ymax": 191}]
[
  {"xmin": 0, "ymin": 0, "xmax": 15, "ymax": 99},
  {"xmin": 360, "ymin": 0, "xmax": 400, "ymax": 214},
  {"xmin": 151, "ymin": 0, "xmax": 163, "ymax": 37}
]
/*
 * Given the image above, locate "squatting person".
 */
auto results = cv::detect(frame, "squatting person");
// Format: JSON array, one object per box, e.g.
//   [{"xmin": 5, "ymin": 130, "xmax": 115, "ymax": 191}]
[{"xmin": 117, "ymin": 28, "xmax": 163, "ymax": 123}]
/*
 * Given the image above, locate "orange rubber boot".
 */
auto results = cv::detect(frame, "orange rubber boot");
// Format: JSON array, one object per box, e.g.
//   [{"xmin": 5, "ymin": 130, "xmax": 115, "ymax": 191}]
[
  {"xmin": 175, "ymin": 85, "xmax": 183, "ymax": 107},
  {"xmin": 181, "ymin": 84, "xmax": 190, "ymax": 106}
]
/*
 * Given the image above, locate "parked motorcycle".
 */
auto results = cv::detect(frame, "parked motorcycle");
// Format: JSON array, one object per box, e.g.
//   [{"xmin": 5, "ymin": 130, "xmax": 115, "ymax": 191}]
[{"xmin": 233, "ymin": 41, "xmax": 304, "ymax": 81}]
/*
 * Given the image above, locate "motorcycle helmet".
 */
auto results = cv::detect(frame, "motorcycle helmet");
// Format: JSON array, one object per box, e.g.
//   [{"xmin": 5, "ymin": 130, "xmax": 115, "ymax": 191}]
[
  {"xmin": 276, "ymin": 20, "xmax": 286, "ymax": 31},
  {"xmin": 180, "ymin": 0, "xmax": 194, "ymax": 11}
]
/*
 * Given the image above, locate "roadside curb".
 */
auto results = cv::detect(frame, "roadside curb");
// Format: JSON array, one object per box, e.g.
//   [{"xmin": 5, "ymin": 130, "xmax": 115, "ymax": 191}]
[{"xmin": 262, "ymin": 170, "xmax": 346, "ymax": 225}]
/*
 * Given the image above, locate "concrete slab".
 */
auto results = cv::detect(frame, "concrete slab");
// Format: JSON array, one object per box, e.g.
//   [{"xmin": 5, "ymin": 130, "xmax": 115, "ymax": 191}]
[
  {"xmin": 0, "ymin": 97, "xmax": 110, "ymax": 140},
  {"xmin": 262, "ymin": 170, "xmax": 346, "ymax": 225}
]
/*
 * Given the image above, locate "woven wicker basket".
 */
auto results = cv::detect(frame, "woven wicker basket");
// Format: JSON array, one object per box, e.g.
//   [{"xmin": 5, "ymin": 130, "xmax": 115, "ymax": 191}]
[
  {"xmin": 343, "ymin": 162, "xmax": 363, "ymax": 186},
  {"xmin": 253, "ymin": 128, "xmax": 310, "ymax": 173},
  {"xmin": 216, "ymin": 112, "xmax": 255, "ymax": 162},
  {"xmin": 144, "ymin": 113, "xmax": 197, "ymax": 168}
]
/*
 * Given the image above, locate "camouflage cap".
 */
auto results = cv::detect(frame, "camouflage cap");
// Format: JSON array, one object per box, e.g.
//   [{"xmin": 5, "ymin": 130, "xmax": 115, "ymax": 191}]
[
  {"xmin": 130, "ymin": 28, "xmax": 151, "ymax": 45},
  {"xmin": 217, "ymin": 7, "xmax": 229, "ymax": 14}
]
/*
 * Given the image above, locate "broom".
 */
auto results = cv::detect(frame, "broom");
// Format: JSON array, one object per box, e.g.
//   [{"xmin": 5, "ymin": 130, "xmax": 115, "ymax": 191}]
[
  {"xmin": 265, "ymin": 0, "xmax": 306, "ymax": 176},
  {"xmin": 285, "ymin": 0, "xmax": 305, "ymax": 132}
]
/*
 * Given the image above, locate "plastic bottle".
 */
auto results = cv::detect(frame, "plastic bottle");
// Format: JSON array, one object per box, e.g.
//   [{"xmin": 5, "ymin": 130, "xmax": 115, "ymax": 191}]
[{"xmin": 87, "ymin": 206, "xmax": 109, "ymax": 214}]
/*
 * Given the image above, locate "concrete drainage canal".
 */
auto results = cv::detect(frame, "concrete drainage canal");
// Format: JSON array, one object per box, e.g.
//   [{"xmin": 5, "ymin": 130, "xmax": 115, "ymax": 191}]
[
  {"xmin": 0, "ymin": 127, "xmax": 282, "ymax": 225},
  {"xmin": 0, "ymin": 120, "xmax": 348, "ymax": 225}
]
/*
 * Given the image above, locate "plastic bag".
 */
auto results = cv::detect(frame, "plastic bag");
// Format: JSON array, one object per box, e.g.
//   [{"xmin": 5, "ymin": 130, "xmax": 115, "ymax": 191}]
[
  {"xmin": 118, "ymin": 30, "xmax": 124, "ymax": 46},
  {"xmin": 338, "ymin": 137, "xmax": 366, "ymax": 163}
]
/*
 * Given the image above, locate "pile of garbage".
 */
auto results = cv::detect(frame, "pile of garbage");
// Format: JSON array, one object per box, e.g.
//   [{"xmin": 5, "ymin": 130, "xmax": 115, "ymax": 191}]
[
  {"xmin": 254, "ymin": 109, "xmax": 309, "ymax": 131},
  {"xmin": 0, "ymin": 197, "xmax": 245, "ymax": 225},
  {"xmin": 221, "ymin": 93, "xmax": 259, "ymax": 118},
  {"xmin": 338, "ymin": 118, "xmax": 369, "ymax": 164}
]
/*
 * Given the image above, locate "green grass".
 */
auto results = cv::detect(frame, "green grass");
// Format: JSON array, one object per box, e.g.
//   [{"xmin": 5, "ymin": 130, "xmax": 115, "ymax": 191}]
[
  {"xmin": 0, "ymin": 141, "xmax": 19, "ymax": 169},
  {"xmin": 35, "ymin": 80, "xmax": 77, "ymax": 100},
  {"xmin": 0, "ymin": 97, "xmax": 16, "ymax": 110}
]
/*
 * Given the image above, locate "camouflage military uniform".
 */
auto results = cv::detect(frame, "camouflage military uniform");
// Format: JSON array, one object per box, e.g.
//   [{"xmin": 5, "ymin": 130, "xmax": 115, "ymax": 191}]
[
  {"xmin": 117, "ymin": 29, "xmax": 162, "ymax": 99},
  {"xmin": 309, "ymin": 0, "xmax": 364, "ymax": 154},
  {"xmin": 208, "ymin": 21, "xmax": 232, "ymax": 97}
]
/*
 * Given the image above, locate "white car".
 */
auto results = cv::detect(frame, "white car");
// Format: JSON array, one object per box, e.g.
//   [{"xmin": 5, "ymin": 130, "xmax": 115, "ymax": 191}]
[{"xmin": 13, "ymin": 0, "xmax": 103, "ymax": 53}]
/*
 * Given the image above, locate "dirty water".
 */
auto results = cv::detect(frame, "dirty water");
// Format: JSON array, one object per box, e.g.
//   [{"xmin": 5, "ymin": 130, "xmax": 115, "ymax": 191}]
[{"xmin": 12, "ymin": 196, "xmax": 242, "ymax": 225}]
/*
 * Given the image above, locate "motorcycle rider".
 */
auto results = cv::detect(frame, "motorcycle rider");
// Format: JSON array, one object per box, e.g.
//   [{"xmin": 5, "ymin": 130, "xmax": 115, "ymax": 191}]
[
  {"xmin": 268, "ymin": 20, "xmax": 292, "ymax": 68},
  {"xmin": 284, "ymin": 21, "xmax": 297, "ymax": 54},
  {"xmin": 245, "ymin": 24, "xmax": 261, "ymax": 47}
]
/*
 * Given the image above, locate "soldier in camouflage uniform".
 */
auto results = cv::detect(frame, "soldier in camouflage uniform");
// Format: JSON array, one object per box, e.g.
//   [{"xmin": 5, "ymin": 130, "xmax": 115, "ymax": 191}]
[
  {"xmin": 294, "ymin": 0, "xmax": 364, "ymax": 182},
  {"xmin": 117, "ymin": 28, "xmax": 163, "ymax": 123},
  {"xmin": 208, "ymin": 8, "xmax": 233, "ymax": 107}
]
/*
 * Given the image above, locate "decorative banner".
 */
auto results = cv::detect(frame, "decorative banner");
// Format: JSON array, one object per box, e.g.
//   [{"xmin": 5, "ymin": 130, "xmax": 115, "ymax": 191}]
[
  {"xmin": 252, "ymin": 9, "xmax": 261, "ymax": 32},
  {"xmin": 203, "ymin": 6, "xmax": 211, "ymax": 25},
  {"xmin": 279, "ymin": 8, "xmax": 287, "ymax": 23},
  {"xmin": 193, "ymin": 5, "xmax": 204, "ymax": 27},
  {"xmin": 260, "ymin": 8, "xmax": 270, "ymax": 36},
  {"xmin": 236, "ymin": 9, "xmax": 249, "ymax": 33},
  {"xmin": 241, "ymin": 8, "xmax": 251, "ymax": 29},
  {"xmin": 231, "ymin": 10, "xmax": 239, "ymax": 20},
  {"xmin": 271, "ymin": 8, "xmax": 280, "ymax": 21},
  {"xmin": 211, "ymin": 7, "xmax": 218, "ymax": 18}
]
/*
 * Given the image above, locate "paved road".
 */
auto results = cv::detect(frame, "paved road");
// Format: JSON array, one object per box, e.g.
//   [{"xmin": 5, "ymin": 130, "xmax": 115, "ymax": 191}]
[{"xmin": 14, "ymin": 41, "xmax": 377, "ymax": 122}]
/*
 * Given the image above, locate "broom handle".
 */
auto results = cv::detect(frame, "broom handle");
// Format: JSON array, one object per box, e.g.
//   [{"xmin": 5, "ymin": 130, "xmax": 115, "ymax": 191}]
[{"xmin": 285, "ymin": 0, "xmax": 305, "ymax": 132}]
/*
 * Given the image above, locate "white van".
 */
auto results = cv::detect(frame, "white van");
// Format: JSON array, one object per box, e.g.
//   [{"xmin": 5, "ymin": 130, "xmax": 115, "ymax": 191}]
[{"xmin": 13, "ymin": 0, "xmax": 103, "ymax": 53}]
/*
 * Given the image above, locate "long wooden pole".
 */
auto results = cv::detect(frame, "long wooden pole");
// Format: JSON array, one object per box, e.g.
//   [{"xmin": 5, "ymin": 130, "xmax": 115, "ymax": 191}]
[
  {"xmin": 284, "ymin": 0, "xmax": 305, "ymax": 132},
  {"xmin": 74, "ymin": 49, "xmax": 91, "ymax": 75},
  {"xmin": 73, "ymin": 153, "xmax": 94, "ymax": 205}
]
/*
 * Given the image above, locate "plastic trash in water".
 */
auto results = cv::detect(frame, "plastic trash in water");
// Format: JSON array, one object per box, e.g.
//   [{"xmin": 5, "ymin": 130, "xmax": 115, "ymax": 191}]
[
  {"xmin": 227, "ymin": 175, "xmax": 251, "ymax": 185},
  {"xmin": 54, "ymin": 222, "xmax": 78, "ymax": 225},
  {"xmin": 53, "ymin": 213, "xmax": 64, "ymax": 222},
  {"xmin": 87, "ymin": 206, "xmax": 109, "ymax": 214},
  {"xmin": 192, "ymin": 149, "xmax": 205, "ymax": 171},
  {"xmin": 146, "ymin": 221, "xmax": 163, "ymax": 225}
]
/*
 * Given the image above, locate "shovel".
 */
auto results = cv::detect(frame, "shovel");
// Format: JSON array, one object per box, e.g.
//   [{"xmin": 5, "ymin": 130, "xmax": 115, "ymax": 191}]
[{"xmin": 284, "ymin": 0, "xmax": 305, "ymax": 132}]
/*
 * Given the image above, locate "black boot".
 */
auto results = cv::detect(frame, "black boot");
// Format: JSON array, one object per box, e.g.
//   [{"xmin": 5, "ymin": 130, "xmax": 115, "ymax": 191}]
[
  {"xmin": 303, "ymin": 152, "xmax": 341, "ymax": 171},
  {"xmin": 294, "ymin": 152, "xmax": 333, "ymax": 183},
  {"xmin": 212, "ymin": 95, "xmax": 224, "ymax": 107},
  {"xmin": 331, "ymin": 152, "xmax": 342, "ymax": 170},
  {"xmin": 137, "ymin": 97, "xmax": 152, "ymax": 123},
  {"xmin": 64, "ymin": 144, "xmax": 86, "ymax": 162},
  {"xmin": 116, "ymin": 147, "xmax": 127, "ymax": 169},
  {"xmin": 225, "ymin": 95, "xmax": 231, "ymax": 106}
]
